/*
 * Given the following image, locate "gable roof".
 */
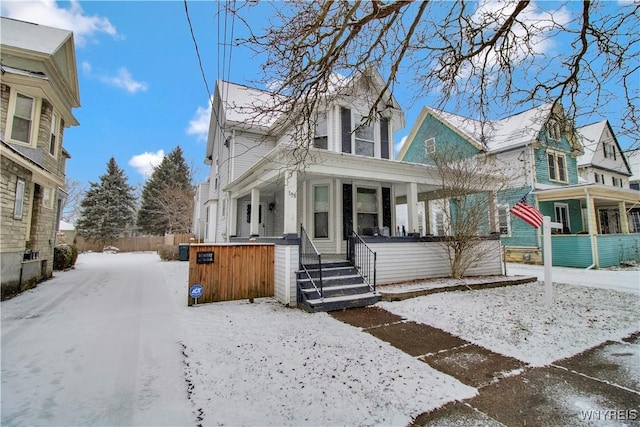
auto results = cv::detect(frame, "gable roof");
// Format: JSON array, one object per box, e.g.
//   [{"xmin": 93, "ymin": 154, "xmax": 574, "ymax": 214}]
[
  {"xmin": 576, "ymin": 119, "xmax": 632, "ymax": 175},
  {"xmin": 0, "ymin": 17, "xmax": 71, "ymax": 56}
]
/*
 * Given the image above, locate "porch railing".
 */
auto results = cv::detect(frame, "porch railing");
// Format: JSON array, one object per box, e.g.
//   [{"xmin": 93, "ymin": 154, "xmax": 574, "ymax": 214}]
[
  {"xmin": 348, "ymin": 232, "xmax": 377, "ymax": 292},
  {"xmin": 299, "ymin": 225, "xmax": 323, "ymax": 299}
]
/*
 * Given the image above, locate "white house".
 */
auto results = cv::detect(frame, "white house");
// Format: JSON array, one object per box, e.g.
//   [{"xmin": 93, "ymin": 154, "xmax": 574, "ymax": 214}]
[{"xmin": 194, "ymin": 69, "xmax": 503, "ymax": 310}]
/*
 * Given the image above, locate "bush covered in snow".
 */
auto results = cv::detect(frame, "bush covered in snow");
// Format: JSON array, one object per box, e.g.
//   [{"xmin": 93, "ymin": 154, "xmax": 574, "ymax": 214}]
[
  {"xmin": 158, "ymin": 245, "xmax": 179, "ymax": 261},
  {"xmin": 54, "ymin": 245, "xmax": 77, "ymax": 270}
]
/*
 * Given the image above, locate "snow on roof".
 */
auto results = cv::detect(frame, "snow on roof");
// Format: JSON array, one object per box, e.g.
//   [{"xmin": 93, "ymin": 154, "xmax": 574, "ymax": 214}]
[
  {"xmin": 216, "ymin": 80, "xmax": 283, "ymax": 128},
  {"xmin": 428, "ymin": 103, "xmax": 554, "ymax": 152},
  {"xmin": 0, "ymin": 17, "xmax": 71, "ymax": 56},
  {"xmin": 576, "ymin": 120, "xmax": 607, "ymax": 166},
  {"xmin": 59, "ymin": 220, "xmax": 74, "ymax": 231}
]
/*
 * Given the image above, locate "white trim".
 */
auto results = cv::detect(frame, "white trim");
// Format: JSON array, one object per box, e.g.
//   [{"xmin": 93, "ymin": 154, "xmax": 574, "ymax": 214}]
[
  {"xmin": 13, "ymin": 179, "xmax": 25, "ymax": 219},
  {"xmin": 5, "ymin": 89, "xmax": 42, "ymax": 147},
  {"xmin": 553, "ymin": 202, "xmax": 570, "ymax": 232}
]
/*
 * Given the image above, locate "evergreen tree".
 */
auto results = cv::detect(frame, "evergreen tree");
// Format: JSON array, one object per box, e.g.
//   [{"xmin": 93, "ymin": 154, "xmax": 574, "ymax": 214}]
[
  {"xmin": 76, "ymin": 158, "xmax": 137, "ymax": 245},
  {"xmin": 137, "ymin": 146, "xmax": 194, "ymax": 235}
]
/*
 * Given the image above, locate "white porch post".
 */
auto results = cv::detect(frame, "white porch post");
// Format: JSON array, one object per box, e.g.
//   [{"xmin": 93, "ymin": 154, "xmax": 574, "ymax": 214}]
[
  {"xmin": 407, "ymin": 182, "xmax": 419, "ymax": 235},
  {"xmin": 585, "ymin": 191, "xmax": 599, "ymax": 268},
  {"xmin": 229, "ymin": 197, "xmax": 237, "ymax": 241},
  {"xmin": 488, "ymin": 191, "xmax": 498, "ymax": 233},
  {"xmin": 619, "ymin": 201, "xmax": 629, "ymax": 234},
  {"xmin": 250, "ymin": 188, "xmax": 261, "ymax": 236},
  {"xmin": 283, "ymin": 170, "xmax": 298, "ymax": 235}
]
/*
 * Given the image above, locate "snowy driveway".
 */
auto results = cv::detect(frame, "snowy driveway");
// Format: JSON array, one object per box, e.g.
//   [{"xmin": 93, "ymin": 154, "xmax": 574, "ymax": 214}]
[{"xmin": 1, "ymin": 253, "xmax": 193, "ymax": 426}]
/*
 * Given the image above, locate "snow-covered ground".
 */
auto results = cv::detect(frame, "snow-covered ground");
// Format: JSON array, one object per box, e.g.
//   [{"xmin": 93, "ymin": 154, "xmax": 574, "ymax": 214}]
[{"xmin": 2, "ymin": 253, "xmax": 638, "ymax": 426}]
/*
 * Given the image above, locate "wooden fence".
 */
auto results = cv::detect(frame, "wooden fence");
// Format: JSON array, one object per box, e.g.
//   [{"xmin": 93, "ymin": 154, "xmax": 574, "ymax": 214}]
[
  {"xmin": 188, "ymin": 244, "xmax": 275, "ymax": 305},
  {"xmin": 76, "ymin": 233, "xmax": 197, "ymax": 253}
]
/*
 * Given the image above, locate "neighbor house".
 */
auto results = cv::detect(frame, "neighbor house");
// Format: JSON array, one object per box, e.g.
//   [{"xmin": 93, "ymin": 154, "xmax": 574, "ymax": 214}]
[
  {"xmin": 398, "ymin": 103, "xmax": 640, "ymax": 269},
  {"xmin": 193, "ymin": 69, "xmax": 503, "ymax": 311},
  {"xmin": 1, "ymin": 18, "xmax": 80, "ymax": 298}
]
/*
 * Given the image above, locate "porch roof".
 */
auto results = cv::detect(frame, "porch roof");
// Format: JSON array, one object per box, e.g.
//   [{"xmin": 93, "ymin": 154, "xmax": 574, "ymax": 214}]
[
  {"xmin": 223, "ymin": 144, "xmax": 445, "ymax": 199},
  {"xmin": 534, "ymin": 182, "xmax": 640, "ymax": 204}
]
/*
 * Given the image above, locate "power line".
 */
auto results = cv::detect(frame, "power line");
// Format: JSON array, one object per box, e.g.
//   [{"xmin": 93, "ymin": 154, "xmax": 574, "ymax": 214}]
[{"xmin": 184, "ymin": 0, "xmax": 212, "ymax": 101}]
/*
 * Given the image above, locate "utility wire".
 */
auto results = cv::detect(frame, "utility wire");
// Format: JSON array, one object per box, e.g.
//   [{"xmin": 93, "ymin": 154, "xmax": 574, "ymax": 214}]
[{"xmin": 184, "ymin": 0, "xmax": 212, "ymax": 101}]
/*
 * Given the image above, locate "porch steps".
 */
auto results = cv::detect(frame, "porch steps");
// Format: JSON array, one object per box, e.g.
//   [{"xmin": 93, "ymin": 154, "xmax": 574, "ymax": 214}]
[{"xmin": 297, "ymin": 261, "xmax": 379, "ymax": 312}]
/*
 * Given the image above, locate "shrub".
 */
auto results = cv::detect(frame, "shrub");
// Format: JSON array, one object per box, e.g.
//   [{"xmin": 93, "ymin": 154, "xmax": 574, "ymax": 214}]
[
  {"xmin": 70, "ymin": 245, "xmax": 78, "ymax": 267},
  {"xmin": 53, "ymin": 245, "xmax": 74, "ymax": 270},
  {"xmin": 158, "ymin": 245, "xmax": 179, "ymax": 261}
]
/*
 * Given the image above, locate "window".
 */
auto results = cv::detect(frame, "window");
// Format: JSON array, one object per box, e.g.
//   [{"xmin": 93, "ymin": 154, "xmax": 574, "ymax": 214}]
[
  {"xmin": 313, "ymin": 185, "xmax": 329, "ymax": 238},
  {"xmin": 603, "ymin": 142, "xmax": 617, "ymax": 160},
  {"xmin": 356, "ymin": 187, "xmax": 378, "ymax": 234},
  {"xmin": 629, "ymin": 211, "xmax": 640, "ymax": 233},
  {"xmin": 425, "ymin": 138, "xmax": 435, "ymax": 155},
  {"xmin": 554, "ymin": 203, "xmax": 570, "ymax": 233},
  {"xmin": 354, "ymin": 116, "xmax": 375, "ymax": 156},
  {"xmin": 11, "ymin": 93, "xmax": 35, "ymax": 143},
  {"xmin": 42, "ymin": 187, "xmax": 54, "ymax": 208},
  {"xmin": 548, "ymin": 120, "xmax": 561, "ymax": 140},
  {"xmin": 599, "ymin": 208, "xmax": 620, "ymax": 234},
  {"xmin": 14, "ymin": 179, "xmax": 25, "ymax": 219},
  {"xmin": 498, "ymin": 206, "xmax": 511, "ymax": 236},
  {"xmin": 313, "ymin": 113, "xmax": 328, "ymax": 149},
  {"xmin": 50, "ymin": 112, "xmax": 58, "ymax": 156},
  {"xmin": 547, "ymin": 151, "xmax": 567, "ymax": 183},
  {"xmin": 611, "ymin": 176, "xmax": 624, "ymax": 188},
  {"xmin": 595, "ymin": 173, "xmax": 604, "ymax": 184}
]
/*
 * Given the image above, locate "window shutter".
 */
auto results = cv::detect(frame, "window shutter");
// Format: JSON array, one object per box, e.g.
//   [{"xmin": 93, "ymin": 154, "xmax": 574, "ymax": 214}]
[
  {"xmin": 382, "ymin": 187, "xmax": 391, "ymax": 230},
  {"xmin": 341, "ymin": 107, "xmax": 352, "ymax": 153},
  {"xmin": 380, "ymin": 118, "xmax": 389, "ymax": 159},
  {"xmin": 342, "ymin": 183, "xmax": 353, "ymax": 239}
]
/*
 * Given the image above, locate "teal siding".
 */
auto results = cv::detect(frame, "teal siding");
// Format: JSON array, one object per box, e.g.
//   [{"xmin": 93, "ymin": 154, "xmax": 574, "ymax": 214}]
[
  {"xmin": 534, "ymin": 145, "xmax": 579, "ymax": 186},
  {"xmin": 548, "ymin": 235, "xmax": 593, "ymax": 268},
  {"xmin": 499, "ymin": 187, "xmax": 538, "ymax": 247},
  {"xmin": 402, "ymin": 114, "xmax": 480, "ymax": 165},
  {"xmin": 597, "ymin": 235, "xmax": 640, "ymax": 267},
  {"xmin": 539, "ymin": 200, "xmax": 583, "ymax": 233}
]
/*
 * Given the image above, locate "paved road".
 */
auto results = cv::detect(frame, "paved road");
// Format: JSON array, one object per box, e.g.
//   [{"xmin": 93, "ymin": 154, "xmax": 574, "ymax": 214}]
[
  {"xmin": 1, "ymin": 253, "xmax": 194, "ymax": 426},
  {"xmin": 506, "ymin": 262, "xmax": 640, "ymax": 294}
]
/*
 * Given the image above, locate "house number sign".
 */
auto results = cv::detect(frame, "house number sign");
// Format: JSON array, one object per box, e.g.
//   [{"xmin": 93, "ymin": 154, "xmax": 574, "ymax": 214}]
[{"xmin": 196, "ymin": 251, "xmax": 214, "ymax": 264}]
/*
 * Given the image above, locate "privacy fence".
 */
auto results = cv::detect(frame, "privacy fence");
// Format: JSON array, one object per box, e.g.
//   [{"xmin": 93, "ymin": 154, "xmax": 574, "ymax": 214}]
[{"xmin": 75, "ymin": 233, "xmax": 197, "ymax": 253}]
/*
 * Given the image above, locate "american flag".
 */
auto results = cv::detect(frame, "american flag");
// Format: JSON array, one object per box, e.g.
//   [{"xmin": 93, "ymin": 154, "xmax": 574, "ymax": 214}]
[{"xmin": 509, "ymin": 194, "xmax": 544, "ymax": 229}]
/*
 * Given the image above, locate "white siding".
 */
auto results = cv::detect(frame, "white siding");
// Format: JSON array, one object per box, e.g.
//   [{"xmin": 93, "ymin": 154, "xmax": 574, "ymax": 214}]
[
  {"xmin": 369, "ymin": 240, "xmax": 502, "ymax": 284},
  {"xmin": 232, "ymin": 132, "xmax": 276, "ymax": 180},
  {"xmin": 274, "ymin": 245, "xmax": 298, "ymax": 306}
]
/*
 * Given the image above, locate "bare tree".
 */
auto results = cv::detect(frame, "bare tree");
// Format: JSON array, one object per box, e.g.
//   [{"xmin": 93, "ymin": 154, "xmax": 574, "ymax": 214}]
[
  {"xmin": 61, "ymin": 177, "xmax": 84, "ymax": 224},
  {"xmin": 152, "ymin": 185, "xmax": 195, "ymax": 234},
  {"xmin": 425, "ymin": 146, "xmax": 518, "ymax": 278},
  {"xmin": 232, "ymin": 1, "xmax": 638, "ymax": 150}
]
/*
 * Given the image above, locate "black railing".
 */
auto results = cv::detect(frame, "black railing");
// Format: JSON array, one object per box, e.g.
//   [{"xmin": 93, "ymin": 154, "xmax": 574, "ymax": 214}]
[
  {"xmin": 299, "ymin": 225, "xmax": 323, "ymax": 299},
  {"xmin": 348, "ymin": 232, "xmax": 377, "ymax": 292}
]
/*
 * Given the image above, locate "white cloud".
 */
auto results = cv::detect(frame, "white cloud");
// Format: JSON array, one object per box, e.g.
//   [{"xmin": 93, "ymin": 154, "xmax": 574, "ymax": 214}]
[
  {"xmin": 100, "ymin": 68, "xmax": 148, "ymax": 94},
  {"xmin": 128, "ymin": 150, "xmax": 165, "ymax": 179},
  {"xmin": 81, "ymin": 61, "xmax": 92, "ymax": 74},
  {"xmin": 0, "ymin": 0, "xmax": 118, "ymax": 47},
  {"xmin": 186, "ymin": 98, "xmax": 212, "ymax": 141}
]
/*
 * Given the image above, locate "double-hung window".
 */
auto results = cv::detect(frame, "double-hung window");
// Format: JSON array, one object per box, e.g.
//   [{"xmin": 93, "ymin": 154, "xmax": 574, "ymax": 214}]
[
  {"xmin": 356, "ymin": 187, "xmax": 378, "ymax": 234},
  {"xmin": 14, "ymin": 179, "xmax": 25, "ymax": 219},
  {"xmin": 548, "ymin": 120, "xmax": 561, "ymax": 140},
  {"xmin": 354, "ymin": 115, "xmax": 375, "ymax": 157},
  {"xmin": 313, "ymin": 113, "xmax": 328, "ymax": 149},
  {"xmin": 313, "ymin": 185, "xmax": 329, "ymax": 238},
  {"xmin": 547, "ymin": 151, "xmax": 567, "ymax": 183},
  {"xmin": 497, "ymin": 206, "xmax": 511, "ymax": 236},
  {"xmin": 603, "ymin": 142, "xmax": 617, "ymax": 160},
  {"xmin": 12, "ymin": 93, "xmax": 35, "ymax": 144},
  {"xmin": 50, "ymin": 112, "xmax": 58, "ymax": 156}
]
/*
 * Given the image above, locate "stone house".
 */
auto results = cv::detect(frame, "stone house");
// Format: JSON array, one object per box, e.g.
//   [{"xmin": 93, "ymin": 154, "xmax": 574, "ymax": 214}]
[{"xmin": 1, "ymin": 17, "xmax": 80, "ymax": 298}]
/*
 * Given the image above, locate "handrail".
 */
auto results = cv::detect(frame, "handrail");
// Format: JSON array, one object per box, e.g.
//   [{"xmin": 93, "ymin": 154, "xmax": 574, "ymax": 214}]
[
  {"xmin": 348, "ymin": 232, "xmax": 377, "ymax": 292},
  {"xmin": 299, "ymin": 225, "xmax": 323, "ymax": 299}
]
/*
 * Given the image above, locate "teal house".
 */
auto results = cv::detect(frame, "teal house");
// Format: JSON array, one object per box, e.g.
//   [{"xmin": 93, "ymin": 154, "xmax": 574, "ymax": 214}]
[{"xmin": 398, "ymin": 103, "xmax": 640, "ymax": 268}]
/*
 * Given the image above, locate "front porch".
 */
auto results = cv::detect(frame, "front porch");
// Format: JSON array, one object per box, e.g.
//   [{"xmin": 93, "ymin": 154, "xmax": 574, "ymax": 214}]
[{"xmin": 535, "ymin": 183, "xmax": 640, "ymax": 268}]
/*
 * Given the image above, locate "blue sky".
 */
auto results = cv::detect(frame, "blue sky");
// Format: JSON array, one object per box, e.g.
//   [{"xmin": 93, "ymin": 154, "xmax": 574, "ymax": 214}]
[{"xmin": 1, "ymin": 1, "xmax": 635, "ymax": 189}]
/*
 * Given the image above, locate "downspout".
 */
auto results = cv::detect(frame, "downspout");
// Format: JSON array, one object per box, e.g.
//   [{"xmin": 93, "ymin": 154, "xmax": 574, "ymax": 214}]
[{"xmin": 225, "ymin": 130, "xmax": 235, "ymax": 243}]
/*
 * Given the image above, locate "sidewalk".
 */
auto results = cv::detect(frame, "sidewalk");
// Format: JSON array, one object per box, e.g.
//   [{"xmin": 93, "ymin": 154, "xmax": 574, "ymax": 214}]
[{"xmin": 331, "ymin": 307, "xmax": 640, "ymax": 426}]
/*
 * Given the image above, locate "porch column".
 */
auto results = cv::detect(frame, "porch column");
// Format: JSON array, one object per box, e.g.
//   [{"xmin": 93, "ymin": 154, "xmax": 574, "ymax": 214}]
[
  {"xmin": 229, "ymin": 197, "xmax": 237, "ymax": 241},
  {"xmin": 250, "ymin": 188, "xmax": 261, "ymax": 236},
  {"xmin": 407, "ymin": 182, "xmax": 419, "ymax": 235},
  {"xmin": 619, "ymin": 201, "xmax": 629, "ymax": 234},
  {"xmin": 488, "ymin": 191, "xmax": 498, "ymax": 233},
  {"xmin": 283, "ymin": 170, "xmax": 298, "ymax": 235},
  {"xmin": 585, "ymin": 191, "xmax": 599, "ymax": 268}
]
